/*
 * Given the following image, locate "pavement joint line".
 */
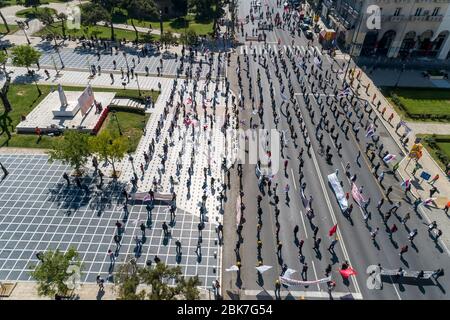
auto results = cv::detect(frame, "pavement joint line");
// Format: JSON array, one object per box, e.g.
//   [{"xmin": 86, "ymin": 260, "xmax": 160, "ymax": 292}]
[{"xmin": 242, "ymin": 289, "xmax": 363, "ymax": 299}]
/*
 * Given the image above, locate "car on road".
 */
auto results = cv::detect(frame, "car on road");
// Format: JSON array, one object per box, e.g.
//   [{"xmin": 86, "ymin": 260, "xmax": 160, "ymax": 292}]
[{"xmin": 305, "ymin": 30, "xmax": 314, "ymax": 40}]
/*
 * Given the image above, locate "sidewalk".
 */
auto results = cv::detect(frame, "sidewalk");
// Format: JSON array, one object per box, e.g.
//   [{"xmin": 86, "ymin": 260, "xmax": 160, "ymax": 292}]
[
  {"xmin": 1, "ymin": 281, "xmax": 116, "ymax": 300},
  {"xmin": 350, "ymin": 65, "xmax": 450, "ymax": 253},
  {"xmin": 361, "ymin": 68, "xmax": 450, "ymax": 88},
  {"xmin": 98, "ymin": 22, "xmax": 181, "ymax": 38},
  {"xmin": 1, "ymin": 281, "xmax": 214, "ymax": 300}
]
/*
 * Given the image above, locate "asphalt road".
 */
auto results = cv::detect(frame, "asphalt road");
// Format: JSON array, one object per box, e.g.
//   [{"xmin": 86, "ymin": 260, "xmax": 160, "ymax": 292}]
[{"xmin": 222, "ymin": 0, "xmax": 449, "ymax": 300}]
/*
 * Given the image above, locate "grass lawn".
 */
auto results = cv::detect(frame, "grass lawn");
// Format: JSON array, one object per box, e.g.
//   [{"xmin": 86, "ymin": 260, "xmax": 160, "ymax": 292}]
[
  {"xmin": 417, "ymin": 134, "xmax": 450, "ymax": 171},
  {"xmin": 0, "ymin": 24, "xmax": 19, "ymax": 35},
  {"xmin": 100, "ymin": 111, "xmax": 149, "ymax": 153},
  {"xmin": 384, "ymin": 87, "xmax": 450, "ymax": 122},
  {"xmin": 35, "ymin": 21, "xmax": 158, "ymax": 42},
  {"xmin": 0, "ymin": 84, "xmax": 159, "ymax": 150},
  {"xmin": 16, "ymin": 7, "xmax": 57, "ymax": 19},
  {"xmin": 112, "ymin": 13, "xmax": 213, "ymax": 35}
]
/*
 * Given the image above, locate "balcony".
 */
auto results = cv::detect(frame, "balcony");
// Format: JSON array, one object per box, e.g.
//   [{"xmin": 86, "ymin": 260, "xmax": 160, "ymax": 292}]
[
  {"xmin": 428, "ymin": 15, "xmax": 444, "ymax": 22},
  {"xmin": 409, "ymin": 15, "xmax": 443, "ymax": 22}
]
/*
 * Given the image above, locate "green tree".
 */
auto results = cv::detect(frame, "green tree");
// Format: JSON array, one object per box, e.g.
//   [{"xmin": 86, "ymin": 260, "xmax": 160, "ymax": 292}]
[
  {"xmin": 24, "ymin": 0, "xmax": 40, "ymax": 10},
  {"xmin": 80, "ymin": 2, "xmax": 110, "ymax": 38},
  {"xmin": 115, "ymin": 260, "xmax": 201, "ymax": 300},
  {"xmin": 161, "ymin": 30, "xmax": 175, "ymax": 48},
  {"xmin": 90, "ymin": 130, "xmax": 127, "ymax": 178},
  {"xmin": 48, "ymin": 130, "xmax": 91, "ymax": 176},
  {"xmin": 10, "ymin": 45, "xmax": 42, "ymax": 95},
  {"xmin": 125, "ymin": 0, "xmax": 158, "ymax": 43},
  {"xmin": 183, "ymin": 28, "xmax": 198, "ymax": 46},
  {"xmin": 115, "ymin": 259, "xmax": 146, "ymax": 300},
  {"xmin": 29, "ymin": 247, "xmax": 83, "ymax": 299},
  {"xmin": 188, "ymin": 0, "xmax": 215, "ymax": 21},
  {"xmin": 171, "ymin": 0, "xmax": 188, "ymax": 16},
  {"xmin": 108, "ymin": 134, "xmax": 128, "ymax": 177},
  {"xmin": 91, "ymin": 0, "xmax": 122, "ymax": 41}
]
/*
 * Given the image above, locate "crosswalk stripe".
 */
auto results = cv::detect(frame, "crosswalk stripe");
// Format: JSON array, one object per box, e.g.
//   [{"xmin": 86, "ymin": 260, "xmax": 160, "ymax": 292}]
[
  {"xmin": 315, "ymin": 46, "xmax": 322, "ymax": 56},
  {"xmin": 283, "ymin": 45, "xmax": 287, "ymax": 53}
]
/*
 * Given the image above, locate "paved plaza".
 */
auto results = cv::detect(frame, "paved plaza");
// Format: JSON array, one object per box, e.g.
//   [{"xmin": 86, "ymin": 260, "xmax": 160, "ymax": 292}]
[
  {"xmin": 37, "ymin": 46, "xmax": 226, "ymax": 79},
  {"xmin": 0, "ymin": 154, "xmax": 220, "ymax": 287}
]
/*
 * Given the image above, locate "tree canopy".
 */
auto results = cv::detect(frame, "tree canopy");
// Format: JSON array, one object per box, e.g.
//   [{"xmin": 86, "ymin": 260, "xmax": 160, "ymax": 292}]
[
  {"xmin": 10, "ymin": 45, "xmax": 41, "ymax": 71},
  {"xmin": 89, "ymin": 129, "xmax": 128, "ymax": 177},
  {"xmin": 48, "ymin": 130, "xmax": 91, "ymax": 176},
  {"xmin": 115, "ymin": 260, "xmax": 201, "ymax": 300},
  {"xmin": 29, "ymin": 247, "xmax": 83, "ymax": 299}
]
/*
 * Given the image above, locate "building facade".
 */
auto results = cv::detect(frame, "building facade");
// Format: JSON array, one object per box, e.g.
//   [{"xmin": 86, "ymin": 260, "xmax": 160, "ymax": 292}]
[{"xmin": 320, "ymin": 0, "xmax": 450, "ymax": 59}]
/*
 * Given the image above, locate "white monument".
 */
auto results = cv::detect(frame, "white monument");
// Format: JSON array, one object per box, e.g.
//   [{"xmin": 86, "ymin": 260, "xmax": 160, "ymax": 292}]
[{"xmin": 51, "ymin": 84, "xmax": 96, "ymax": 118}]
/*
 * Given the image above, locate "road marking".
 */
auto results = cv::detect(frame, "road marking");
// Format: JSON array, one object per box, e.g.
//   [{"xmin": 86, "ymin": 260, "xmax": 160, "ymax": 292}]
[
  {"xmin": 299, "ymin": 210, "xmax": 309, "ymax": 239},
  {"xmin": 314, "ymin": 46, "xmax": 322, "ymax": 56},
  {"xmin": 291, "ymin": 168, "xmax": 297, "ymax": 190},
  {"xmin": 309, "ymin": 137, "xmax": 362, "ymax": 296},
  {"xmin": 388, "ymin": 275, "xmax": 403, "ymax": 300},
  {"xmin": 243, "ymin": 289, "xmax": 363, "ymax": 299},
  {"xmin": 311, "ymin": 260, "xmax": 321, "ymax": 291}
]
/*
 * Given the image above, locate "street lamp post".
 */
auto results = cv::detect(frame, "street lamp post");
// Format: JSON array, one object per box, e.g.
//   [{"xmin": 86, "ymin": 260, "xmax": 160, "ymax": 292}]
[
  {"xmin": 128, "ymin": 154, "xmax": 137, "ymax": 177},
  {"xmin": 52, "ymin": 37, "xmax": 65, "ymax": 69},
  {"xmin": 51, "ymin": 55, "xmax": 59, "ymax": 75},
  {"xmin": 111, "ymin": 110, "xmax": 123, "ymax": 136},
  {"xmin": 17, "ymin": 21, "xmax": 31, "ymax": 45}
]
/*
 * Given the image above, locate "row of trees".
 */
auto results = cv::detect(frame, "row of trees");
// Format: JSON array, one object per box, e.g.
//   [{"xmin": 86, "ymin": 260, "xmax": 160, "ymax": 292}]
[
  {"xmin": 115, "ymin": 259, "xmax": 201, "ymax": 300},
  {"xmin": 30, "ymin": 248, "xmax": 201, "ymax": 300},
  {"xmin": 48, "ymin": 129, "xmax": 128, "ymax": 177}
]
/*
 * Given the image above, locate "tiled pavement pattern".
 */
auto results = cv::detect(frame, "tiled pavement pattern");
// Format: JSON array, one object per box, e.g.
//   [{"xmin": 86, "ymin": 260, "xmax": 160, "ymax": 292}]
[
  {"xmin": 238, "ymin": 43, "xmax": 324, "ymax": 57},
  {"xmin": 120, "ymin": 76, "xmax": 236, "ymax": 224},
  {"xmin": 37, "ymin": 46, "xmax": 225, "ymax": 79},
  {"xmin": 0, "ymin": 154, "xmax": 220, "ymax": 287}
]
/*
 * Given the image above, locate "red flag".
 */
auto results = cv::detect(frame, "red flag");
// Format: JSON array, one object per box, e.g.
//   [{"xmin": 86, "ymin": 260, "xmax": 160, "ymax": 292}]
[
  {"xmin": 339, "ymin": 267, "xmax": 357, "ymax": 279},
  {"xmin": 328, "ymin": 224, "xmax": 338, "ymax": 237}
]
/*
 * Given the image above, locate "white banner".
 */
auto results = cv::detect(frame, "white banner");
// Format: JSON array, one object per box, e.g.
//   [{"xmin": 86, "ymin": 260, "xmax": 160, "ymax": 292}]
[
  {"xmin": 327, "ymin": 173, "xmax": 348, "ymax": 210},
  {"xmin": 280, "ymin": 275, "xmax": 332, "ymax": 286}
]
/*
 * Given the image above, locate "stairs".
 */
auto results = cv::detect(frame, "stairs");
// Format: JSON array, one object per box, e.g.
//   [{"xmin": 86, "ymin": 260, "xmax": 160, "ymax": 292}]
[{"xmin": 110, "ymin": 98, "xmax": 145, "ymax": 109}]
